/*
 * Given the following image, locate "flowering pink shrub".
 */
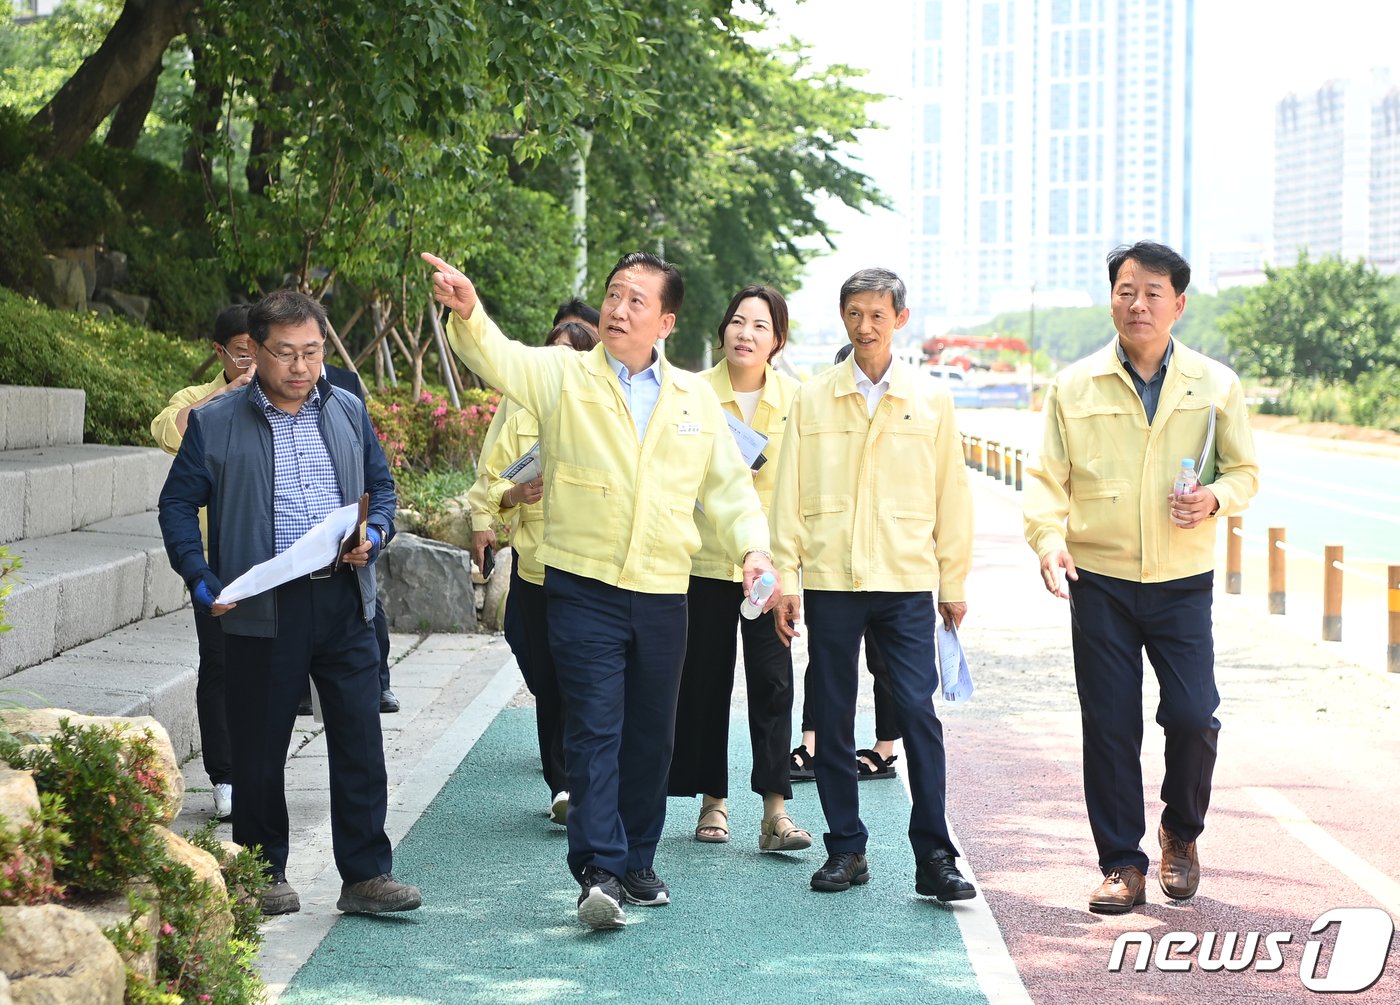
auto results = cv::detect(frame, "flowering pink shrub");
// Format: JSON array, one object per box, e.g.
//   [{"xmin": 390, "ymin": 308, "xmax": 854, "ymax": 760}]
[{"xmin": 368, "ymin": 386, "xmax": 498, "ymax": 474}]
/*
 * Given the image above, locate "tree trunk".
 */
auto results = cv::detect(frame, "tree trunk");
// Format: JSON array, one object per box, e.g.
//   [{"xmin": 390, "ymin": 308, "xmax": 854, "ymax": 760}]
[
  {"xmin": 104, "ymin": 58, "xmax": 162, "ymax": 150},
  {"xmin": 30, "ymin": 0, "xmax": 196, "ymax": 160},
  {"xmin": 569, "ymin": 128, "xmax": 593, "ymax": 295},
  {"xmin": 181, "ymin": 39, "xmax": 223, "ymax": 175},
  {"xmin": 246, "ymin": 67, "xmax": 294, "ymax": 196}
]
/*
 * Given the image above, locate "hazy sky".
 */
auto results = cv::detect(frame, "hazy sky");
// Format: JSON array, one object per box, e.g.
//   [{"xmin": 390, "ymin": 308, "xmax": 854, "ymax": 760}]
[{"xmin": 765, "ymin": 0, "xmax": 1400, "ymax": 330}]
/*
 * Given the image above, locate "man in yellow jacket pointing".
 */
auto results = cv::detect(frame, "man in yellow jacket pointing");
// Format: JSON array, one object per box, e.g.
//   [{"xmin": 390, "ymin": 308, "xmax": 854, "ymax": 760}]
[{"xmin": 423, "ymin": 250, "xmax": 779, "ymax": 930}]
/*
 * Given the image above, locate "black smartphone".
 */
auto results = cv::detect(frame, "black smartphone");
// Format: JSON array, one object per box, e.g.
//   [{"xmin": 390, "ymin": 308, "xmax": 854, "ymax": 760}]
[{"xmin": 480, "ymin": 545, "xmax": 496, "ymax": 579}]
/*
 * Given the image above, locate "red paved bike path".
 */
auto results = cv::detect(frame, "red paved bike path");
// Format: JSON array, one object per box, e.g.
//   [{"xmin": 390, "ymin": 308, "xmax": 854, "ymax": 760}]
[{"xmin": 944, "ymin": 477, "xmax": 1400, "ymax": 1005}]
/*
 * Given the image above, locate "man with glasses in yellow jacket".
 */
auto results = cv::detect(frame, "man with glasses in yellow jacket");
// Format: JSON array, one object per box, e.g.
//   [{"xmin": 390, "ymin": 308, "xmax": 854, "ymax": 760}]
[
  {"xmin": 769, "ymin": 267, "xmax": 977, "ymax": 902},
  {"xmin": 423, "ymin": 250, "xmax": 779, "ymax": 931},
  {"xmin": 1024, "ymin": 241, "xmax": 1259, "ymax": 915}
]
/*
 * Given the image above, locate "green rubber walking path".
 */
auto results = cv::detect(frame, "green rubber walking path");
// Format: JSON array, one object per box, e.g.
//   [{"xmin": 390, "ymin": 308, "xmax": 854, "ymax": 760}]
[{"xmin": 281, "ymin": 709, "xmax": 990, "ymax": 1004}]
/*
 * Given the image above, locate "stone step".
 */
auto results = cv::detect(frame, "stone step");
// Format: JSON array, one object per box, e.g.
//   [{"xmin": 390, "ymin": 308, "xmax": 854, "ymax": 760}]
[
  {"xmin": 0, "ymin": 511, "xmax": 188, "ymax": 678},
  {"xmin": 0, "ymin": 384, "xmax": 85, "ymax": 450},
  {"xmin": 2, "ymin": 609, "xmax": 199, "ymax": 760},
  {"xmin": 0, "ymin": 444, "xmax": 172, "ymax": 545}
]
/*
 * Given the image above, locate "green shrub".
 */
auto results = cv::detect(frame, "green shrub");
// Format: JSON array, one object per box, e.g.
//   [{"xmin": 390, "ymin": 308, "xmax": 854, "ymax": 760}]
[
  {"xmin": 118, "ymin": 222, "xmax": 233, "ymax": 339},
  {"xmin": 14, "ymin": 155, "xmax": 123, "ymax": 249},
  {"xmin": 0, "ymin": 791, "xmax": 69, "ymax": 906},
  {"xmin": 0, "ymin": 546, "xmax": 19, "ymax": 634},
  {"xmin": 0, "ymin": 184, "xmax": 44, "ymax": 291},
  {"xmin": 0, "ymin": 285, "xmax": 207, "ymax": 445},
  {"xmin": 2, "ymin": 719, "xmax": 168, "ymax": 893},
  {"xmin": 1348, "ymin": 365, "xmax": 1400, "ymax": 432}
]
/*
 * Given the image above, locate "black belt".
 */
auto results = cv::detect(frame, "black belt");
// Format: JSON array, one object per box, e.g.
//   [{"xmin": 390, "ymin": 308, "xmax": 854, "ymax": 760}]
[{"xmin": 309, "ymin": 564, "xmax": 342, "ymax": 580}]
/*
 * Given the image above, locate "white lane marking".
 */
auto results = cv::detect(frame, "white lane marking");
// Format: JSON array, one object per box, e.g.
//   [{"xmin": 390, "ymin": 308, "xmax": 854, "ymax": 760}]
[
  {"xmin": 1263, "ymin": 470, "xmax": 1400, "ymax": 506},
  {"xmin": 1245, "ymin": 786, "xmax": 1400, "ymax": 919},
  {"xmin": 1258, "ymin": 486, "xmax": 1400, "ymax": 527},
  {"xmin": 898, "ymin": 746, "xmax": 1036, "ymax": 1005}
]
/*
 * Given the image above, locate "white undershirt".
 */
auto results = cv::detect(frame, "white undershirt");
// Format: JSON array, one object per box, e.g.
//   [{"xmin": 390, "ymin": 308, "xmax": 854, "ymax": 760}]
[
  {"xmin": 733, "ymin": 387, "xmax": 762, "ymax": 426},
  {"xmin": 850, "ymin": 355, "xmax": 893, "ymax": 417}
]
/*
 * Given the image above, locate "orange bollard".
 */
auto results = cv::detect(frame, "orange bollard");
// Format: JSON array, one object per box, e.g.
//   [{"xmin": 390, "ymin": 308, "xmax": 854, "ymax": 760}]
[
  {"xmin": 1322, "ymin": 546, "xmax": 1343, "ymax": 641},
  {"xmin": 1389, "ymin": 565, "xmax": 1400, "ymax": 674},
  {"xmin": 1004, "ymin": 448, "xmax": 1015, "ymax": 487},
  {"xmin": 1268, "ymin": 528, "xmax": 1286, "ymax": 615},
  {"xmin": 1014, "ymin": 451, "xmax": 1024, "ymax": 492},
  {"xmin": 1226, "ymin": 517, "xmax": 1242, "ymax": 594},
  {"xmin": 989, "ymin": 441, "xmax": 1000, "ymax": 479}
]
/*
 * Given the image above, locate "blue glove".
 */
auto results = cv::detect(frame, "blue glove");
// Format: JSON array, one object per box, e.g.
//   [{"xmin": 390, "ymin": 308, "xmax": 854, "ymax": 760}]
[
  {"xmin": 192, "ymin": 579, "xmax": 217, "ymax": 615},
  {"xmin": 366, "ymin": 526, "xmax": 383, "ymax": 561}
]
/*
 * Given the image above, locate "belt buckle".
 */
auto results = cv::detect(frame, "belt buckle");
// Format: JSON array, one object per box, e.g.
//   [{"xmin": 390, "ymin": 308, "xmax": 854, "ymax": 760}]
[{"xmin": 309, "ymin": 566, "xmax": 333, "ymax": 580}]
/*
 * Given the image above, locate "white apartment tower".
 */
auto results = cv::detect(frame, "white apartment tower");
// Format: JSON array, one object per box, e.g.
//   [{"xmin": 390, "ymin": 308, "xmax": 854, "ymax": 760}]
[
  {"xmin": 1369, "ymin": 84, "xmax": 1400, "ymax": 275},
  {"xmin": 1273, "ymin": 79, "xmax": 1373, "ymax": 266},
  {"xmin": 910, "ymin": 0, "xmax": 1194, "ymax": 324}
]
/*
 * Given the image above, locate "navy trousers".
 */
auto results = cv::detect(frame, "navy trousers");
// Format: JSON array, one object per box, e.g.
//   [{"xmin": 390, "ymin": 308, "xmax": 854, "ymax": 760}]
[
  {"xmin": 800, "ymin": 629, "xmax": 901, "ymax": 743},
  {"xmin": 668, "ymin": 575, "xmax": 795, "ymax": 800},
  {"xmin": 506, "ymin": 564, "xmax": 568, "ymax": 797},
  {"xmin": 1068, "ymin": 569, "xmax": 1220, "ymax": 876},
  {"xmin": 545, "ymin": 568, "xmax": 687, "ymax": 883},
  {"xmin": 223, "ymin": 572, "xmax": 392, "ymax": 883},
  {"xmin": 192, "ymin": 610, "xmax": 233, "ymax": 785},
  {"xmin": 805, "ymin": 590, "xmax": 957, "ymax": 862}
]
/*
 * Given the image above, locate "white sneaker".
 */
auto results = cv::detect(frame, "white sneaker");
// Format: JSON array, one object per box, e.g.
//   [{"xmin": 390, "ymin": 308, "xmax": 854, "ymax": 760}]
[
  {"xmin": 550, "ymin": 791, "xmax": 569, "ymax": 827},
  {"xmin": 213, "ymin": 783, "xmax": 233, "ymax": 820}
]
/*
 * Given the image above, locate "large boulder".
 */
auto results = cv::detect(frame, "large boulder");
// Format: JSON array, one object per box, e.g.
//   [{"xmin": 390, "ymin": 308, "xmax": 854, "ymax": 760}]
[
  {"xmin": 93, "ymin": 249, "xmax": 128, "ymax": 289},
  {"xmin": 0, "ymin": 768, "xmax": 39, "ymax": 828},
  {"xmin": 377, "ymin": 532, "xmax": 479, "ymax": 632},
  {"xmin": 0, "ymin": 710, "xmax": 184, "ymax": 823},
  {"xmin": 92, "ymin": 289, "xmax": 150, "ymax": 326},
  {"xmin": 34, "ymin": 256, "xmax": 87, "ymax": 312},
  {"xmin": 0, "ymin": 904, "xmax": 126, "ymax": 1005},
  {"xmin": 157, "ymin": 827, "xmax": 232, "ymax": 939},
  {"xmin": 414, "ymin": 496, "xmax": 474, "ymax": 551},
  {"xmin": 71, "ymin": 888, "xmax": 158, "ymax": 985},
  {"xmin": 54, "ymin": 247, "xmax": 97, "ymax": 300}
]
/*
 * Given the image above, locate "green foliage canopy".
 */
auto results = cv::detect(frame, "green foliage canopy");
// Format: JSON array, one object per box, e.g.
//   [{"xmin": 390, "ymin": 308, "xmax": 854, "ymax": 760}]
[{"xmin": 1219, "ymin": 252, "xmax": 1400, "ymax": 383}]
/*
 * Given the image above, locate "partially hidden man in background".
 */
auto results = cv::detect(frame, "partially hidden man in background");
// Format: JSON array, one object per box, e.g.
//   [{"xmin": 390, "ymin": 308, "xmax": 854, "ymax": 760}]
[
  {"xmin": 423, "ymin": 250, "xmax": 779, "ymax": 931},
  {"xmin": 1024, "ymin": 241, "xmax": 1259, "ymax": 915},
  {"xmin": 158, "ymin": 289, "xmax": 422, "ymax": 917}
]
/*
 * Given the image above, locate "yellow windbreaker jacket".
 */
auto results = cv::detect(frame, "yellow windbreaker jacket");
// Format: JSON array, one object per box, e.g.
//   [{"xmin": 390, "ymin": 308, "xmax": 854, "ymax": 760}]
[
  {"xmin": 768, "ymin": 357, "xmax": 973, "ymax": 598},
  {"xmin": 466, "ymin": 397, "xmax": 520, "ymax": 533},
  {"xmin": 690, "ymin": 361, "xmax": 800, "ymax": 582},
  {"xmin": 446, "ymin": 307, "xmax": 769, "ymax": 594},
  {"xmin": 1024, "ymin": 337, "xmax": 1260, "ymax": 583},
  {"xmin": 150, "ymin": 372, "xmax": 228, "ymax": 455},
  {"xmin": 475, "ymin": 406, "xmax": 547, "ymax": 585}
]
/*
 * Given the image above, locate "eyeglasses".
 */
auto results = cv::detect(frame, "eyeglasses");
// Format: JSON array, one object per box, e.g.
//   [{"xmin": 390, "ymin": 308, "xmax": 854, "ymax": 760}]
[
  {"xmin": 218, "ymin": 346, "xmax": 254, "ymax": 369},
  {"xmin": 258, "ymin": 344, "xmax": 326, "ymax": 366}
]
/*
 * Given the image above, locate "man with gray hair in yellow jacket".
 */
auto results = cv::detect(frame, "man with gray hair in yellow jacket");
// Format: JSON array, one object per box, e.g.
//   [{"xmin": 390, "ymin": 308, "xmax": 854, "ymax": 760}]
[
  {"xmin": 770, "ymin": 266, "xmax": 977, "ymax": 902},
  {"xmin": 423, "ymin": 250, "xmax": 779, "ymax": 931},
  {"xmin": 1024, "ymin": 241, "xmax": 1259, "ymax": 915}
]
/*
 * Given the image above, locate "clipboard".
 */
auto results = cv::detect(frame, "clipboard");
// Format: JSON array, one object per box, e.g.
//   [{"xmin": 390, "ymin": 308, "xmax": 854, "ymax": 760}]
[{"xmin": 333, "ymin": 493, "xmax": 370, "ymax": 572}]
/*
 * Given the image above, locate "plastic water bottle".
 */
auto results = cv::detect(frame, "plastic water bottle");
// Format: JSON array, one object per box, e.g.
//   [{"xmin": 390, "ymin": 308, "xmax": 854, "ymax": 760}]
[
  {"xmin": 740, "ymin": 571, "xmax": 777, "ymax": 619},
  {"xmin": 1172, "ymin": 458, "xmax": 1198, "ymax": 498}
]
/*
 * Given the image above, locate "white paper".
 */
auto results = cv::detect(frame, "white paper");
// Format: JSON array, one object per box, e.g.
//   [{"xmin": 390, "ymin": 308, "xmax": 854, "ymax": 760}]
[
  {"xmin": 724, "ymin": 412, "xmax": 769, "ymax": 468},
  {"xmin": 501, "ymin": 441, "xmax": 541, "ymax": 484},
  {"xmin": 937, "ymin": 622, "xmax": 974, "ymax": 702},
  {"xmin": 215, "ymin": 502, "xmax": 361, "ymax": 604}
]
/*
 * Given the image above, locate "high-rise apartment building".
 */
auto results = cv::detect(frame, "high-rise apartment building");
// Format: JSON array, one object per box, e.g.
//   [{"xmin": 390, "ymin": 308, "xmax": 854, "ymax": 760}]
[
  {"xmin": 1273, "ymin": 79, "xmax": 1373, "ymax": 266},
  {"xmin": 1369, "ymin": 84, "xmax": 1400, "ymax": 275},
  {"xmin": 909, "ymin": 0, "xmax": 1194, "ymax": 327}
]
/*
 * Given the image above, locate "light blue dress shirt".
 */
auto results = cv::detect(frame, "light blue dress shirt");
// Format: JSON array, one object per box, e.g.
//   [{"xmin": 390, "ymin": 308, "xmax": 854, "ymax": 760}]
[{"xmin": 604, "ymin": 347, "xmax": 664, "ymax": 442}]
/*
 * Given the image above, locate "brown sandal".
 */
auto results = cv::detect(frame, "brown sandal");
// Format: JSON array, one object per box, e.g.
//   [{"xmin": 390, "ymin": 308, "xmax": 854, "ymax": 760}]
[
  {"xmin": 759, "ymin": 812, "xmax": 813, "ymax": 852},
  {"xmin": 695, "ymin": 803, "xmax": 730, "ymax": 843}
]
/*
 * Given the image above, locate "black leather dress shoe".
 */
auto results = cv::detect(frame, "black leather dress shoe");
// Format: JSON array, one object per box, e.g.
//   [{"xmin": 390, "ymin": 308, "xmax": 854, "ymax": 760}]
[
  {"xmin": 810, "ymin": 851, "xmax": 869, "ymax": 892},
  {"xmin": 379, "ymin": 688, "xmax": 400, "ymax": 713},
  {"xmin": 915, "ymin": 849, "xmax": 977, "ymax": 901}
]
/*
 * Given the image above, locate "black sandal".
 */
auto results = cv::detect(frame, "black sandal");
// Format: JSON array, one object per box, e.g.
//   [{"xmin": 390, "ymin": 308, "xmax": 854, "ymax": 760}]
[
  {"xmin": 856, "ymin": 749, "xmax": 899, "ymax": 780},
  {"xmin": 789, "ymin": 744, "xmax": 815, "ymax": 782}
]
